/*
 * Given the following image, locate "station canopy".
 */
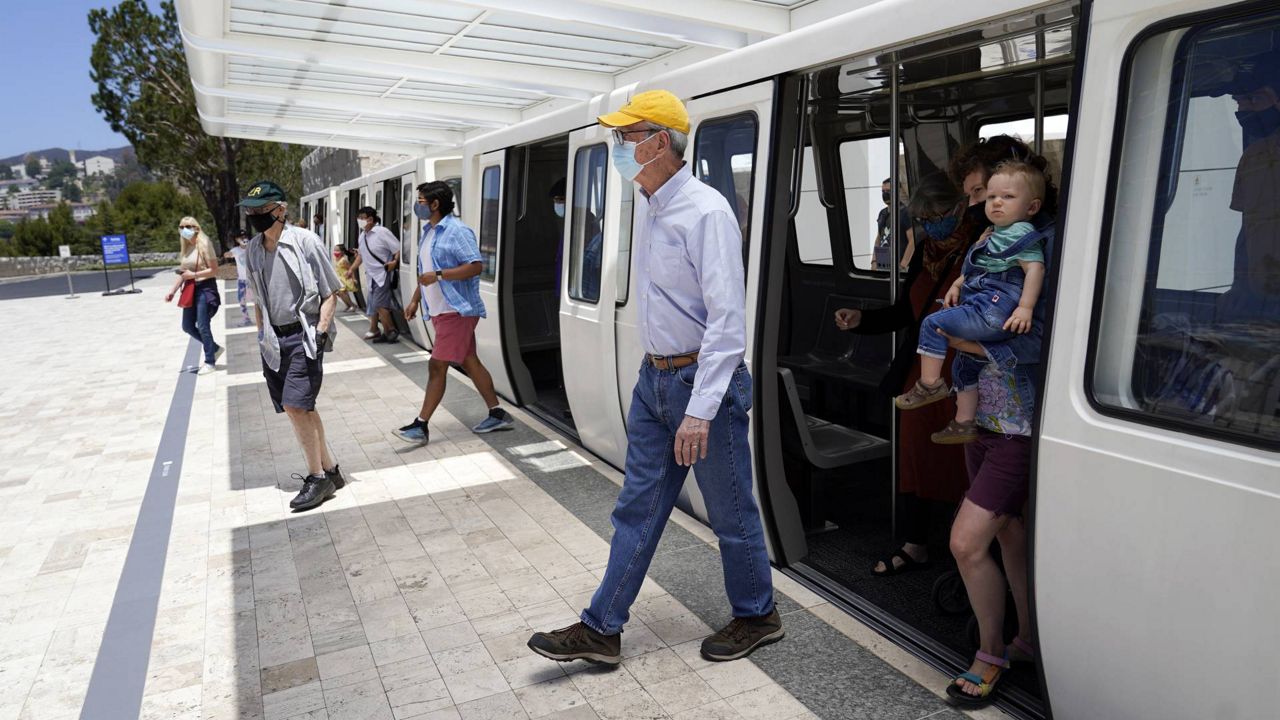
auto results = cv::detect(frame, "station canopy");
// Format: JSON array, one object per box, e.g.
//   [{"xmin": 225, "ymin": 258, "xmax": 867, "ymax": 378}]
[{"xmin": 175, "ymin": 0, "xmax": 833, "ymax": 156}]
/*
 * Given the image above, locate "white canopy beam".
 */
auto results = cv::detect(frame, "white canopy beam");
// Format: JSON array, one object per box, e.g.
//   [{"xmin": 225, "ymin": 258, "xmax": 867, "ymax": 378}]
[
  {"xmin": 199, "ymin": 111, "xmax": 465, "ymax": 147},
  {"xmin": 565, "ymin": 0, "xmax": 789, "ymax": 36},
  {"xmin": 218, "ymin": 127, "xmax": 432, "ymax": 157},
  {"xmin": 442, "ymin": 0, "xmax": 753, "ymax": 49},
  {"xmin": 181, "ymin": 27, "xmax": 612, "ymax": 100},
  {"xmin": 191, "ymin": 80, "xmax": 521, "ymax": 128}
]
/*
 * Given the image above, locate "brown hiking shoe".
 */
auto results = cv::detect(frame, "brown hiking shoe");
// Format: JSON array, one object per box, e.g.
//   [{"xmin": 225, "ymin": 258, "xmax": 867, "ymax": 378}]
[
  {"xmin": 894, "ymin": 379, "xmax": 950, "ymax": 410},
  {"xmin": 700, "ymin": 607, "xmax": 785, "ymax": 662},
  {"xmin": 931, "ymin": 420, "xmax": 978, "ymax": 444},
  {"xmin": 528, "ymin": 622, "xmax": 621, "ymax": 665}
]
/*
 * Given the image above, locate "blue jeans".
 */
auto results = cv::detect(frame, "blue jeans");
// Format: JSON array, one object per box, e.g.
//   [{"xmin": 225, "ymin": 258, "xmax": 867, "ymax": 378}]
[
  {"xmin": 581, "ymin": 361, "xmax": 774, "ymax": 635},
  {"xmin": 182, "ymin": 285, "xmax": 219, "ymax": 364},
  {"xmin": 236, "ymin": 278, "xmax": 251, "ymax": 316}
]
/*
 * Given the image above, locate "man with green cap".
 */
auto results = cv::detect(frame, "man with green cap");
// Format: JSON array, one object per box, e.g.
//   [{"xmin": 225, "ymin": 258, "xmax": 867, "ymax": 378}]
[
  {"xmin": 239, "ymin": 180, "xmax": 346, "ymax": 511},
  {"xmin": 528, "ymin": 90, "xmax": 781, "ymax": 666}
]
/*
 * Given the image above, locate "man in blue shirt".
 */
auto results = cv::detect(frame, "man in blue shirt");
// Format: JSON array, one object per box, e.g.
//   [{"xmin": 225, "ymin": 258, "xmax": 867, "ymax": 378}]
[{"xmin": 529, "ymin": 90, "xmax": 780, "ymax": 665}]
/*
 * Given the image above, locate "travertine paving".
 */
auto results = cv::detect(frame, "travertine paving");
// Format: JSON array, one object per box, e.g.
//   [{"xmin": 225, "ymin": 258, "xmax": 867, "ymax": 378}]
[{"xmin": 0, "ymin": 274, "xmax": 996, "ymax": 720}]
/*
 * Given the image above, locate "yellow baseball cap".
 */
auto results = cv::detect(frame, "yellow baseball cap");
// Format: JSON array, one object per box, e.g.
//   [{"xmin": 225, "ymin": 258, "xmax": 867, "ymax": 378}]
[{"xmin": 597, "ymin": 90, "xmax": 690, "ymax": 135}]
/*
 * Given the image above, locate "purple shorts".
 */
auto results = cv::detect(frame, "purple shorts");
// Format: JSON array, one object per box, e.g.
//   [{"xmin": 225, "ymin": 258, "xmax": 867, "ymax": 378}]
[{"xmin": 963, "ymin": 430, "xmax": 1031, "ymax": 517}]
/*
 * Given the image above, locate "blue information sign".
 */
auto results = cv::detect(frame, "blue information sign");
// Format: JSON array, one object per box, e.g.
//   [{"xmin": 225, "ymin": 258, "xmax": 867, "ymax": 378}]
[{"xmin": 101, "ymin": 234, "xmax": 129, "ymax": 265}]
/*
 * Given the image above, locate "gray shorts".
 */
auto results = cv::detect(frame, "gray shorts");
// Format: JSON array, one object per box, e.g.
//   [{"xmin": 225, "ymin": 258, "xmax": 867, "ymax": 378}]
[
  {"xmin": 367, "ymin": 277, "xmax": 395, "ymax": 312},
  {"xmin": 263, "ymin": 330, "xmax": 323, "ymax": 413}
]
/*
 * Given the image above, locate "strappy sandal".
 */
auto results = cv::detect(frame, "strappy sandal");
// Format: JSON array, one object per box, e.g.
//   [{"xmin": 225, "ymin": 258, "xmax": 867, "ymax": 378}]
[
  {"xmin": 894, "ymin": 379, "xmax": 950, "ymax": 410},
  {"xmin": 1009, "ymin": 636, "xmax": 1037, "ymax": 664},
  {"xmin": 946, "ymin": 649, "xmax": 1009, "ymax": 708},
  {"xmin": 870, "ymin": 549, "xmax": 928, "ymax": 577}
]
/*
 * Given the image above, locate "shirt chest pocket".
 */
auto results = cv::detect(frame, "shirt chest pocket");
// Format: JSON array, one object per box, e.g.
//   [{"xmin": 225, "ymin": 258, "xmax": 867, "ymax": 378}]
[{"xmin": 648, "ymin": 239, "xmax": 692, "ymax": 291}]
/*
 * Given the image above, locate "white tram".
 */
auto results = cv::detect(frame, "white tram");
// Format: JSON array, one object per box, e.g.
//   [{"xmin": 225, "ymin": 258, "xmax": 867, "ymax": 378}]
[{"xmin": 303, "ymin": 2, "xmax": 1280, "ymax": 717}]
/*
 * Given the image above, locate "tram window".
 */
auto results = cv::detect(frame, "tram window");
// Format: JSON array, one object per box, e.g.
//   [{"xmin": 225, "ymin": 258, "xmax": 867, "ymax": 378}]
[
  {"xmin": 1091, "ymin": 8, "xmax": 1280, "ymax": 448},
  {"xmin": 443, "ymin": 176, "xmax": 463, "ymax": 217},
  {"xmin": 796, "ymin": 144, "xmax": 833, "ymax": 266},
  {"xmin": 978, "ymin": 115, "xmax": 1070, "ymax": 192},
  {"xmin": 479, "ymin": 166, "xmax": 501, "ymax": 282},
  {"xmin": 569, "ymin": 144, "xmax": 607, "ymax": 303},
  {"xmin": 694, "ymin": 113, "xmax": 758, "ymax": 267},
  {"xmin": 840, "ymin": 137, "xmax": 909, "ymax": 272}
]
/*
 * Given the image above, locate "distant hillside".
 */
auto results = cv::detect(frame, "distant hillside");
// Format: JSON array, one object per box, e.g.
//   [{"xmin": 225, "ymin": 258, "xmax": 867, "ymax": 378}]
[{"xmin": 0, "ymin": 146, "xmax": 134, "ymax": 167}]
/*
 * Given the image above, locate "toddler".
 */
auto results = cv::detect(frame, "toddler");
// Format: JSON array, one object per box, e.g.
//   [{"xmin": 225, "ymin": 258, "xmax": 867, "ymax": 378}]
[{"xmin": 894, "ymin": 160, "xmax": 1047, "ymax": 444}]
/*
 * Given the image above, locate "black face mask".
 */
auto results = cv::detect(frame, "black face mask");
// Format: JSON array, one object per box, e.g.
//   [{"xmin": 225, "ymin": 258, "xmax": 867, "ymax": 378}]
[
  {"xmin": 1236, "ymin": 106, "xmax": 1280, "ymax": 143},
  {"xmin": 882, "ymin": 190, "xmax": 892, "ymax": 203},
  {"xmin": 247, "ymin": 212, "xmax": 280, "ymax": 234}
]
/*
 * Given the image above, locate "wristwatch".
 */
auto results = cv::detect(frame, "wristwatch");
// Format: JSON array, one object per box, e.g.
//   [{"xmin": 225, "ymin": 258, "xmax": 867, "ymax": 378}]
[{"xmin": 435, "ymin": 270, "xmax": 443, "ymax": 280}]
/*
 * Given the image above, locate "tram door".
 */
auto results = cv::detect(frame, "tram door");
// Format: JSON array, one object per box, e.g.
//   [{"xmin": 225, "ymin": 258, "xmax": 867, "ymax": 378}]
[
  {"xmin": 560, "ymin": 127, "xmax": 627, "ymax": 463},
  {"xmin": 397, "ymin": 173, "xmax": 434, "ymax": 351},
  {"xmin": 473, "ymin": 151, "xmax": 519, "ymax": 403}
]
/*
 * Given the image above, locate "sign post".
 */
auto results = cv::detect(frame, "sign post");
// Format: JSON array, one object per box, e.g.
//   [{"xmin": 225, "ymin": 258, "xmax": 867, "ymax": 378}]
[
  {"xmin": 59, "ymin": 245, "xmax": 77, "ymax": 299},
  {"xmin": 100, "ymin": 234, "xmax": 141, "ymax": 296}
]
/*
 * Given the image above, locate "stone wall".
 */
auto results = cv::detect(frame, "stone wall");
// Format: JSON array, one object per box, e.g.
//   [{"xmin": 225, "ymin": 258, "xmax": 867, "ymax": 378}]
[
  {"xmin": 301, "ymin": 147, "xmax": 412, "ymax": 196},
  {"xmin": 0, "ymin": 252, "xmax": 180, "ymax": 279}
]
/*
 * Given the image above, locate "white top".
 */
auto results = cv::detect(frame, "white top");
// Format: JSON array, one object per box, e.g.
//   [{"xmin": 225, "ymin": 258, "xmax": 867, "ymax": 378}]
[
  {"xmin": 358, "ymin": 224, "xmax": 400, "ymax": 286},
  {"xmin": 418, "ymin": 222, "xmax": 454, "ymax": 316},
  {"xmin": 228, "ymin": 245, "xmax": 249, "ymax": 282}
]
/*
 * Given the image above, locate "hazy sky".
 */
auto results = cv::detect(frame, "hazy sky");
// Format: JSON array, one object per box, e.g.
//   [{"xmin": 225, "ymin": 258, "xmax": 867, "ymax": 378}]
[{"xmin": 0, "ymin": 0, "xmax": 164, "ymax": 158}]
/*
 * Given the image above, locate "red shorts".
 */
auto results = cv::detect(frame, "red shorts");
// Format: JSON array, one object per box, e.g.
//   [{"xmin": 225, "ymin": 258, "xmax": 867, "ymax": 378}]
[{"xmin": 430, "ymin": 312, "xmax": 479, "ymax": 364}]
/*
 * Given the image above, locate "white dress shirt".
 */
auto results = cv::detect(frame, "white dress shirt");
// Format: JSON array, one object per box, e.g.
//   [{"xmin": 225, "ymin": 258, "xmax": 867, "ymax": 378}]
[
  {"xmin": 634, "ymin": 164, "xmax": 746, "ymax": 420},
  {"xmin": 358, "ymin": 224, "xmax": 400, "ymax": 286}
]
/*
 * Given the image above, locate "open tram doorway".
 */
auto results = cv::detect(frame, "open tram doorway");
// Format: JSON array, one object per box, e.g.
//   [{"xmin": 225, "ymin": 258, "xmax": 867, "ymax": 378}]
[
  {"xmin": 758, "ymin": 6, "xmax": 1080, "ymax": 718},
  {"xmin": 501, "ymin": 136, "xmax": 576, "ymax": 436}
]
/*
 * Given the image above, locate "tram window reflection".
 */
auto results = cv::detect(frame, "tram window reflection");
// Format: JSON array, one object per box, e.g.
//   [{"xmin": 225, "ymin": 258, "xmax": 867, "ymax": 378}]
[
  {"xmin": 796, "ymin": 144, "xmax": 834, "ymax": 266},
  {"xmin": 1092, "ymin": 10, "xmax": 1280, "ymax": 447},
  {"xmin": 479, "ymin": 166, "xmax": 501, "ymax": 282},
  {"xmin": 694, "ymin": 113, "xmax": 758, "ymax": 269},
  {"xmin": 569, "ymin": 144, "xmax": 607, "ymax": 304}
]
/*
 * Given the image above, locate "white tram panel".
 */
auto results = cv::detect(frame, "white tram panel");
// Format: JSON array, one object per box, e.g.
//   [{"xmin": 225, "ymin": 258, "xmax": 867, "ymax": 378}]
[{"xmin": 1036, "ymin": 1, "xmax": 1280, "ymax": 719}]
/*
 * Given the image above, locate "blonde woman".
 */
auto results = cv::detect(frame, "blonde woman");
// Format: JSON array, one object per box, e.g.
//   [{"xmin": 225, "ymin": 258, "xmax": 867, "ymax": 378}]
[{"xmin": 164, "ymin": 216, "xmax": 224, "ymax": 374}]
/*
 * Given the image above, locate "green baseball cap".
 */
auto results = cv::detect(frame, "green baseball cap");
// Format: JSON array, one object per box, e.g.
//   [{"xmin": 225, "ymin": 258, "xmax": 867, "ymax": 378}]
[{"xmin": 237, "ymin": 180, "xmax": 287, "ymax": 208}]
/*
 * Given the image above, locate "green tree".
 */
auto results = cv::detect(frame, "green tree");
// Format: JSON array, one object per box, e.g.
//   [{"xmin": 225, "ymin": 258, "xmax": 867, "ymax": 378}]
[
  {"xmin": 0, "ymin": 221, "xmax": 14, "ymax": 240},
  {"xmin": 100, "ymin": 181, "xmax": 210, "ymax": 254},
  {"xmin": 46, "ymin": 202, "xmax": 89, "ymax": 255},
  {"xmin": 46, "ymin": 160, "xmax": 78, "ymax": 189},
  {"xmin": 64, "ymin": 182, "xmax": 84, "ymax": 203},
  {"xmin": 0, "ymin": 165, "xmax": 12, "ymax": 180},
  {"xmin": 89, "ymin": 0, "xmax": 312, "ymax": 251},
  {"xmin": 24, "ymin": 155, "xmax": 41, "ymax": 179},
  {"xmin": 11, "ymin": 217, "xmax": 55, "ymax": 257}
]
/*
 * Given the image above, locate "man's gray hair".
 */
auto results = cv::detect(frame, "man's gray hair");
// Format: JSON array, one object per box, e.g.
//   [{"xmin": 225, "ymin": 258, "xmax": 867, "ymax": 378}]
[{"xmin": 645, "ymin": 122, "xmax": 688, "ymax": 158}]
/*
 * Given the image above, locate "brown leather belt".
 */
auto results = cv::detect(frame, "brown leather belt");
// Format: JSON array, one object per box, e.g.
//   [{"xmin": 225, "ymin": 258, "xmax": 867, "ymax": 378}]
[{"xmin": 647, "ymin": 352, "xmax": 698, "ymax": 370}]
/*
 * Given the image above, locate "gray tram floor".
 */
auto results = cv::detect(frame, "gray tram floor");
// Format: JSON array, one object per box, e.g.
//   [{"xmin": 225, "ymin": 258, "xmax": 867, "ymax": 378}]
[{"xmin": 0, "ymin": 274, "xmax": 1006, "ymax": 720}]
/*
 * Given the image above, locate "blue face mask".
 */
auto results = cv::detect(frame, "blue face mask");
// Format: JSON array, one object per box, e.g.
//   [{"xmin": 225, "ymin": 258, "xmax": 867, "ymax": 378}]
[
  {"xmin": 610, "ymin": 132, "xmax": 659, "ymax": 182},
  {"xmin": 921, "ymin": 214, "xmax": 959, "ymax": 241},
  {"xmin": 413, "ymin": 203, "xmax": 432, "ymax": 221},
  {"xmin": 553, "ymin": 202, "xmax": 565, "ymax": 218}
]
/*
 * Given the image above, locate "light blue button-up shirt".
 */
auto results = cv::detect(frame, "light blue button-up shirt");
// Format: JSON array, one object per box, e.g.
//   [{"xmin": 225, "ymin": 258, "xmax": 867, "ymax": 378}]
[{"xmin": 635, "ymin": 164, "xmax": 746, "ymax": 420}]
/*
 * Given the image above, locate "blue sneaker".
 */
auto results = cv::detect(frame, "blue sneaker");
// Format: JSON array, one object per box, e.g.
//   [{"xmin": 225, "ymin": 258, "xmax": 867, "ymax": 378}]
[
  {"xmin": 394, "ymin": 420, "xmax": 428, "ymax": 443},
  {"xmin": 472, "ymin": 409, "xmax": 514, "ymax": 433}
]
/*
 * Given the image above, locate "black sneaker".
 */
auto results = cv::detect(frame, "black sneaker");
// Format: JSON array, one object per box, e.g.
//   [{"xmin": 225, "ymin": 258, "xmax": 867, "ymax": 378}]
[
  {"xmin": 289, "ymin": 473, "xmax": 336, "ymax": 511},
  {"xmin": 325, "ymin": 464, "xmax": 345, "ymax": 489},
  {"xmin": 371, "ymin": 334, "xmax": 392, "ymax": 344},
  {"xmin": 700, "ymin": 607, "xmax": 784, "ymax": 662},
  {"xmin": 528, "ymin": 622, "xmax": 621, "ymax": 666},
  {"xmin": 385, "ymin": 330, "xmax": 400, "ymax": 343}
]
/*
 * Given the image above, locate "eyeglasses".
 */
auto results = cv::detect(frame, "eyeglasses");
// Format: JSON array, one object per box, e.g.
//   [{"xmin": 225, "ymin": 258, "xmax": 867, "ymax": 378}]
[
  {"xmin": 179, "ymin": 225, "xmax": 197, "ymax": 230},
  {"xmin": 611, "ymin": 128, "xmax": 658, "ymax": 144}
]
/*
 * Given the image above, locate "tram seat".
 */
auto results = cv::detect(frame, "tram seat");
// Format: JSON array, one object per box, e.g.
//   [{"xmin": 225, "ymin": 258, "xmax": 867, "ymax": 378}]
[
  {"xmin": 778, "ymin": 368, "xmax": 890, "ymax": 470},
  {"xmin": 778, "ymin": 294, "xmax": 887, "ymax": 389},
  {"xmin": 513, "ymin": 290, "xmax": 561, "ymax": 352}
]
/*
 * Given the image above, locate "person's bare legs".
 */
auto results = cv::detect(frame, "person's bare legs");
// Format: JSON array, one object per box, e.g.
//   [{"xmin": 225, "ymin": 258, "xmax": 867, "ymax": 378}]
[
  {"xmin": 284, "ymin": 406, "xmax": 324, "ymax": 477},
  {"xmin": 918, "ymin": 354, "xmax": 946, "ymax": 386},
  {"xmin": 377, "ymin": 307, "xmax": 396, "ymax": 335},
  {"xmin": 950, "ymin": 498, "xmax": 1009, "ymax": 697},
  {"xmin": 416, "ymin": 358, "xmax": 450, "ymax": 422},
  {"xmin": 313, "ymin": 410, "xmax": 337, "ymax": 472},
  {"xmin": 337, "ymin": 291, "xmax": 355, "ymax": 310},
  {"xmin": 995, "ymin": 512, "xmax": 1033, "ymax": 651},
  {"xmin": 460, "ymin": 354, "xmax": 501, "ymax": 409},
  {"xmin": 955, "ymin": 389, "xmax": 979, "ymax": 423}
]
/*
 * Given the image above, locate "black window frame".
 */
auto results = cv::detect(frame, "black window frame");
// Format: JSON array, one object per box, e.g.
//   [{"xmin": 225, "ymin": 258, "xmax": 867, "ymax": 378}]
[
  {"xmin": 1084, "ymin": 1, "xmax": 1280, "ymax": 453},
  {"xmin": 568, "ymin": 143, "xmax": 608, "ymax": 305}
]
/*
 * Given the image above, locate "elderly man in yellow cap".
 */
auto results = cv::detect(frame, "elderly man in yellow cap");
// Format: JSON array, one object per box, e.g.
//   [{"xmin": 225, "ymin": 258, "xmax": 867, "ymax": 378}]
[{"xmin": 528, "ymin": 90, "xmax": 781, "ymax": 665}]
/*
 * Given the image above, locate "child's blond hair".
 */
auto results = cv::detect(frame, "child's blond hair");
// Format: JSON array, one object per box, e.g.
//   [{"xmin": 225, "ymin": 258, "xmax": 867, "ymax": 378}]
[{"xmin": 989, "ymin": 160, "xmax": 1046, "ymax": 203}]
